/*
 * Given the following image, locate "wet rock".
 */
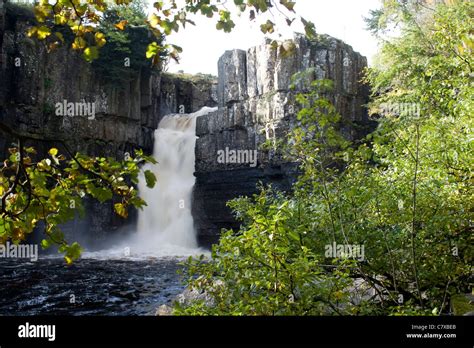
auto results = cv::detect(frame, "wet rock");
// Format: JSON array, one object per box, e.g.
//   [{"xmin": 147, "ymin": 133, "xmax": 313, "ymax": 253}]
[{"xmin": 155, "ymin": 304, "xmax": 173, "ymax": 316}]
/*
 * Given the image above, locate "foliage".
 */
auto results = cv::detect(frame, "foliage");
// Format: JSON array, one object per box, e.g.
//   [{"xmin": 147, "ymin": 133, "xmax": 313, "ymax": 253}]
[
  {"xmin": 91, "ymin": 0, "xmax": 166, "ymax": 85},
  {"xmin": 176, "ymin": 187, "xmax": 356, "ymax": 315},
  {"xmin": 26, "ymin": 0, "xmax": 316, "ymax": 65},
  {"xmin": 0, "ymin": 136, "xmax": 157, "ymax": 263},
  {"xmin": 176, "ymin": 0, "xmax": 473, "ymax": 315}
]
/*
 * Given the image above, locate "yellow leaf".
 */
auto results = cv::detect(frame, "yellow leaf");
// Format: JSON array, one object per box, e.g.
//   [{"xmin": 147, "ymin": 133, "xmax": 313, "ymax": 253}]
[
  {"xmin": 114, "ymin": 20, "xmax": 128, "ymax": 31},
  {"xmin": 36, "ymin": 25, "xmax": 51, "ymax": 40},
  {"xmin": 114, "ymin": 203, "xmax": 128, "ymax": 218},
  {"xmin": 48, "ymin": 148, "xmax": 58, "ymax": 156},
  {"xmin": 27, "ymin": 27, "xmax": 38, "ymax": 38},
  {"xmin": 148, "ymin": 14, "xmax": 160, "ymax": 27},
  {"xmin": 83, "ymin": 46, "xmax": 99, "ymax": 62},
  {"xmin": 54, "ymin": 14, "xmax": 67, "ymax": 25},
  {"xmin": 146, "ymin": 42, "xmax": 160, "ymax": 59},
  {"xmin": 72, "ymin": 36, "xmax": 86, "ymax": 50},
  {"xmin": 95, "ymin": 32, "xmax": 107, "ymax": 47}
]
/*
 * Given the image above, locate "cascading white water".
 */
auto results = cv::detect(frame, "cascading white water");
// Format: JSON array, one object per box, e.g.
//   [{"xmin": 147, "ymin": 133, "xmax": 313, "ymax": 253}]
[
  {"xmin": 131, "ymin": 106, "xmax": 217, "ymax": 256},
  {"xmin": 81, "ymin": 106, "xmax": 216, "ymax": 259}
]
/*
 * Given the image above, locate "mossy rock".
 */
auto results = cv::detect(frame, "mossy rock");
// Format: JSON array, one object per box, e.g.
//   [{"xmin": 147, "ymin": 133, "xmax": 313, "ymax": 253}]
[{"xmin": 450, "ymin": 294, "xmax": 474, "ymax": 315}]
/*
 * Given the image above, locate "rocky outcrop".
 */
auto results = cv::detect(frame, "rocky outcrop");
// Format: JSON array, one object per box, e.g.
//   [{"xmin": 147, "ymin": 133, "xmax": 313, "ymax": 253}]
[
  {"xmin": 0, "ymin": 3, "xmax": 216, "ymax": 247},
  {"xmin": 193, "ymin": 34, "xmax": 372, "ymax": 245},
  {"xmin": 159, "ymin": 73, "xmax": 217, "ymax": 117}
]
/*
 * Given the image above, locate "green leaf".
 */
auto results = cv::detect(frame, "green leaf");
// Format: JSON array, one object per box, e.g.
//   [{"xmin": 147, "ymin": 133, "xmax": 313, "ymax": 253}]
[
  {"xmin": 144, "ymin": 170, "xmax": 157, "ymax": 188},
  {"xmin": 86, "ymin": 183, "xmax": 113, "ymax": 202},
  {"xmin": 146, "ymin": 42, "xmax": 160, "ymax": 59},
  {"xmin": 260, "ymin": 20, "xmax": 275, "ymax": 34},
  {"xmin": 280, "ymin": 0, "xmax": 296, "ymax": 12},
  {"xmin": 301, "ymin": 17, "xmax": 316, "ymax": 39},
  {"xmin": 114, "ymin": 203, "xmax": 128, "ymax": 218},
  {"xmin": 83, "ymin": 46, "xmax": 99, "ymax": 62},
  {"xmin": 36, "ymin": 25, "xmax": 51, "ymax": 40},
  {"xmin": 41, "ymin": 239, "xmax": 51, "ymax": 249}
]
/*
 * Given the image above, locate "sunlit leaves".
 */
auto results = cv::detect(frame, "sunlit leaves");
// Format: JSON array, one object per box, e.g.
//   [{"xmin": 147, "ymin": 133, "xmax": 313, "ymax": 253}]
[
  {"xmin": 33, "ymin": 3, "xmax": 52, "ymax": 23},
  {"xmin": 64, "ymin": 242, "xmax": 83, "ymax": 265},
  {"xmin": 27, "ymin": 25, "xmax": 51, "ymax": 40},
  {"xmin": 114, "ymin": 19, "xmax": 128, "ymax": 31},
  {"xmin": 115, "ymin": 0, "xmax": 133, "ymax": 5},
  {"xmin": 146, "ymin": 41, "xmax": 160, "ymax": 60},
  {"xmin": 72, "ymin": 37, "xmax": 87, "ymax": 50},
  {"xmin": 41, "ymin": 239, "xmax": 51, "ymax": 249},
  {"xmin": 48, "ymin": 148, "xmax": 58, "ymax": 157},
  {"xmin": 114, "ymin": 203, "xmax": 128, "ymax": 218},
  {"xmin": 148, "ymin": 13, "xmax": 161, "ymax": 27},
  {"xmin": 153, "ymin": 1, "xmax": 163, "ymax": 11},
  {"xmin": 36, "ymin": 25, "xmax": 52, "ymax": 39},
  {"xmin": 94, "ymin": 32, "xmax": 107, "ymax": 47},
  {"xmin": 83, "ymin": 46, "xmax": 99, "ymax": 62},
  {"xmin": 28, "ymin": 0, "xmax": 316, "ymax": 64}
]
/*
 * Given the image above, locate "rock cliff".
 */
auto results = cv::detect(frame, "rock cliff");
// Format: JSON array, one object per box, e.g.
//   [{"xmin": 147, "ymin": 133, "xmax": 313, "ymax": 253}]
[{"xmin": 193, "ymin": 34, "xmax": 372, "ymax": 245}]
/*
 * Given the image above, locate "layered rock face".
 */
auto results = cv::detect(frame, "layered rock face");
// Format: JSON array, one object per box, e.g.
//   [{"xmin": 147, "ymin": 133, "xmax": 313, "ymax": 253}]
[
  {"xmin": 193, "ymin": 34, "xmax": 371, "ymax": 245},
  {"xmin": 159, "ymin": 73, "xmax": 218, "ymax": 117},
  {"xmin": 0, "ymin": 3, "xmax": 216, "ymax": 246}
]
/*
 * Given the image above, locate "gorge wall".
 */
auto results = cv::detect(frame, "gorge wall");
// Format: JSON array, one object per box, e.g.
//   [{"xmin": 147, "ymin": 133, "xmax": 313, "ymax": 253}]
[{"xmin": 193, "ymin": 34, "xmax": 371, "ymax": 245}]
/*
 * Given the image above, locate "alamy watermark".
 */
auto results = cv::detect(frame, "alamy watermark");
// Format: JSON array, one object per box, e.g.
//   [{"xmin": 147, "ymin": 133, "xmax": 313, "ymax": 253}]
[
  {"xmin": 379, "ymin": 102, "xmax": 421, "ymax": 118},
  {"xmin": 0, "ymin": 241, "xmax": 38, "ymax": 262},
  {"xmin": 18, "ymin": 322, "xmax": 55, "ymax": 341},
  {"xmin": 217, "ymin": 147, "xmax": 258, "ymax": 167},
  {"xmin": 325, "ymin": 242, "xmax": 365, "ymax": 261},
  {"xmin": 55, "ymin": 99, "xmax": 96, "ymax": 120}
]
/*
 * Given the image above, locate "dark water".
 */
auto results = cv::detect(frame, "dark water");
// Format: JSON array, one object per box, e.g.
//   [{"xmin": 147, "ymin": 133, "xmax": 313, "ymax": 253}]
[{"xmin": 0, "ymin": 257, "xmax": 186, "ymax": 315}]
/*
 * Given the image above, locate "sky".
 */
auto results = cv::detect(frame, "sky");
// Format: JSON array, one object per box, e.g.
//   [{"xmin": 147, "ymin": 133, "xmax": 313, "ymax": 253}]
[{"xmin": 157, "ymin": 0, "xmax": 382, "ymax": 75}]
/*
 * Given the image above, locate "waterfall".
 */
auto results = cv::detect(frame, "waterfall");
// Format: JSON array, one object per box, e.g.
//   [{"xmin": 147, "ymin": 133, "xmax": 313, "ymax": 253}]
[{"xmin": 131, "ymin": 106, "xmax": 217, "ymax": 256}]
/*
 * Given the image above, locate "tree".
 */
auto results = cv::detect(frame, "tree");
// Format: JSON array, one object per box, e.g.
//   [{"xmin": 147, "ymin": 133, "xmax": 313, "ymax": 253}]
[{"xmin": 175, "ymin": 0, "xmax": 472, "ymax": 315}]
